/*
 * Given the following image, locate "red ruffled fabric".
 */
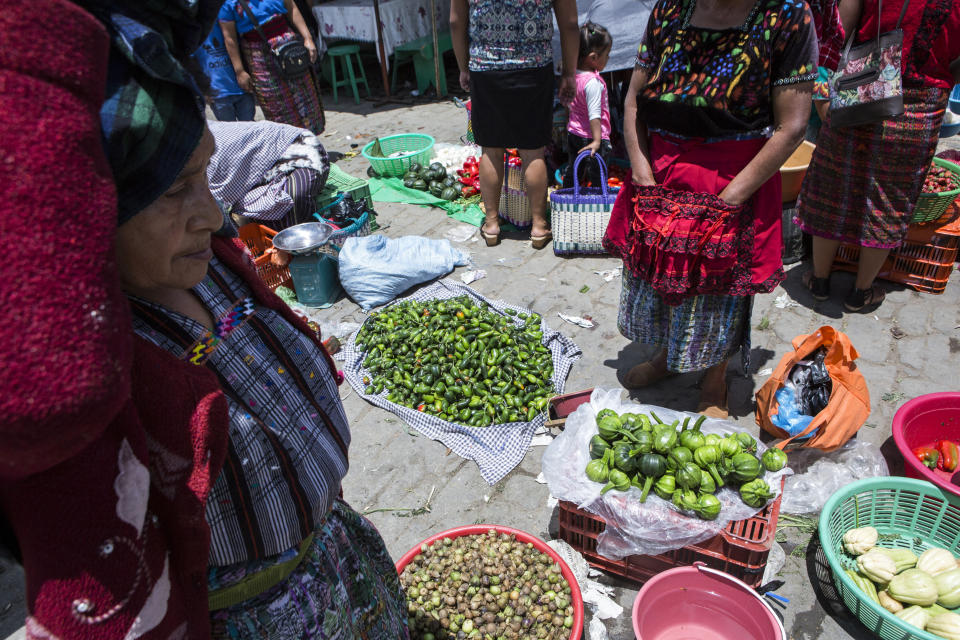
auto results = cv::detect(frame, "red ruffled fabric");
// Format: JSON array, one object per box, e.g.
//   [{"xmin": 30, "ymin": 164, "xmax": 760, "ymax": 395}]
[{"xmin": 603, "ymin": 133, "xmax": 785, "ymax": 304}]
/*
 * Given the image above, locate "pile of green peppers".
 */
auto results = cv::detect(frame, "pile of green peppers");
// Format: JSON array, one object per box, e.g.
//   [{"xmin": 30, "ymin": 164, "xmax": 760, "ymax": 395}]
[
  {"xmin": 354, "ymin": 296, "xmax": 555, "ymax": 427},
  {"xmin": 584, "ymin": 409, "xmax": 788, "ymax": 520}
]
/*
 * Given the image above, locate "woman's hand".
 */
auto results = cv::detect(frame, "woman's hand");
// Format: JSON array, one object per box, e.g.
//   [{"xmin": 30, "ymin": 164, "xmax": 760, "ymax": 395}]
[
  {"xmin": 267, "ymin": 247, "xmax": 291, "ymax": 267},
  {"xmin": 305, "ymin": 39, "xmax": 318, "ymax": 64},
  {"xmin": 459, "ymin": 69, "xmax": 470, "ymax": 92},
  {"xmin": 578, "ymin": 139, "xmax": 601, "ymax": 156},
  {"xmin": 717, "ymin": 185, "xmax": 747, "ymax": 207},
  {"xmin": 631, "ymin": 165, "xmax": 656, "ymax": 187},
  {"xmin": 558, "ymin": 73, "xmax": 576, "ymax": 105},
  {"xmin": 236, "ymin": 69, "xmax": 253, "ymax": 93}
]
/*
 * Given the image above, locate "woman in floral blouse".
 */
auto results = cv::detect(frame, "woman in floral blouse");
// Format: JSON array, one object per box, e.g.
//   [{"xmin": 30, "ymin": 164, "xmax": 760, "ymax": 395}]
[{"xmin": 604, "ymin": 0, "xmax": 817, "ymax": 417}]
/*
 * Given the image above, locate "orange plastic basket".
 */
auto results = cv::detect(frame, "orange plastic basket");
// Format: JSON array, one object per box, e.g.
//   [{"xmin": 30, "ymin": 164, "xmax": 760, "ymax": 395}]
[
  {"xmin": 238, "ymin": 224, "xmax": 293, "ymax": 290},
  {"xmin": 833, "ymin": 211, "xmax": 959, "ymax": 294}
]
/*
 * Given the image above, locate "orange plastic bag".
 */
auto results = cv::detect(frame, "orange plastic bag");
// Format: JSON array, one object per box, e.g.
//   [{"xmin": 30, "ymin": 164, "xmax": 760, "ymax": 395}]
[{"xmin": 755, "ymin": 326, "xmax": 870, "ymax": 451}]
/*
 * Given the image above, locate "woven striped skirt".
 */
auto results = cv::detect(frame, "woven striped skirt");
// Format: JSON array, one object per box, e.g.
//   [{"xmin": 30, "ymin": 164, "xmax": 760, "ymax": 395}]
[
  {"xmin": 796, "ymin": 86, "xmax": 948, "ymax": 248},
  {"xmin": 618, "ymin": 271, "xmax": 751, "ymax": 373},
  {"xmin": 208, "ymin": 500, "xmax": 409, "ymax": 639},
  {"xmin": 241, "ymin": 19, "xmax": 325, "ymax": 134}
]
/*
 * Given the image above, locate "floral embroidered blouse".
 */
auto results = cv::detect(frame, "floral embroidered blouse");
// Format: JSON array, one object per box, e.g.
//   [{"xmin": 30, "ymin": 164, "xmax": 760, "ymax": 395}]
[
  {"xmin": 468, "ymin": 0, "xmax": 555, "ymax": 71},
  {"xmin": 635, "ymin": 0, "xmax": 819, "ymax": 139}
]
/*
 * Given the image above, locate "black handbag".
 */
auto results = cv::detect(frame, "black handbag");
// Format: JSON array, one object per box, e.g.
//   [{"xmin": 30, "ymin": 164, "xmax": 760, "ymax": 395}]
[
  {"xmin": 238, "ymin": 0, "xmax": 312, "ymax": 80},
  {"xmin": 827, "ymin": 0, "xmax": 911, "ymax": 128}
]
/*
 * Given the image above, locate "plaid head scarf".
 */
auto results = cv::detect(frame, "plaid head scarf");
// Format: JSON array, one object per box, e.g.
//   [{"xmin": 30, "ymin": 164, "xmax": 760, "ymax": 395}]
[{"xmin": 74, "ymin": 0, "xmax": 224, "ymax": 223}]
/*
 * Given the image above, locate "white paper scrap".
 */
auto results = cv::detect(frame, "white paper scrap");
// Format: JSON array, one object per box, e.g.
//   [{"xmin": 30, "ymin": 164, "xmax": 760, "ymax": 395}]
[
  {"xmin": 773, "ymin": 293, "xmax": 800, "ymax": 309},
  {"xmin": 594, "ymin": 267, "xmax": 622, "ymax": 282},
  {"xmin": 460, "ymin": 269, "xmax": 487, "ymax": 284},
  {"xmin": 445, "ymin": 224, "xmax": 478, "ymax": 243},
  {"xmin": 529, "ymin": 434, "xmax": 555, "ymax": 447},
  {"xmin": 558, "ymin": 312, "xmax": 595, "ymax": 328},
  {"xmin": 589, "ymin": 617, "xmax": 610, "ymax": 640},
  {"xmin": 758, "ymin": 367, "xmax": 773, "ymax": 377}
]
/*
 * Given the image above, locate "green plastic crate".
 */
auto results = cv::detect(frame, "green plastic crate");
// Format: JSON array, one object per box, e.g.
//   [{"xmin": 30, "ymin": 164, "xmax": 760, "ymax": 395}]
[
  {"xmin": 316, "ymin": 163, "xmax": 371, "ymax": 211},
  {"xmin": 819, "ymin": 477, "xmax": 960, "ymax": 640}
]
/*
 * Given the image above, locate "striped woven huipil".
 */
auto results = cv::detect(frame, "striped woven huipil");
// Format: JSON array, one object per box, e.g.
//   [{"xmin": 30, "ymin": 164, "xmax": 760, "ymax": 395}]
[{"xmin": 130, "ymin": 256, "xmax": 349, "ymax": 566}]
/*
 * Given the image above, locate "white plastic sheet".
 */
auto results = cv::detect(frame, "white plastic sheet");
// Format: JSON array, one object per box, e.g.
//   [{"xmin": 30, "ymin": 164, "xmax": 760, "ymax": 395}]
[
  {"xmin": 780, "ymin": 439, "xmax": 889, "ymax": 515},
  {"xmin": 541, "ymin": 388, "xmax": 792, "ymax": 558}
]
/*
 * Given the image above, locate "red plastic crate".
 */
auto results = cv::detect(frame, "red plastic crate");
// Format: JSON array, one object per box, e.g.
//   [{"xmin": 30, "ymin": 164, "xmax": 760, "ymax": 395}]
[
  {"xmin": 549, "ymin": 389, "xmax": 782, "ymax": 588},
  {"xmin": 558, "ymin": 494, "xmax": 781, "ymax": 588},
  {"xmin": 238, "ymin": 224, "xmax": 293, "ymax": 291}
]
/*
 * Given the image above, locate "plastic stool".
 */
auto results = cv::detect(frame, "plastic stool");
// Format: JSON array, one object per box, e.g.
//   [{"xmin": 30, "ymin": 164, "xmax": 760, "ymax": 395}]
[{"xmin": 325, "ymin": 44, "xmax": 370, "ymax": 104}]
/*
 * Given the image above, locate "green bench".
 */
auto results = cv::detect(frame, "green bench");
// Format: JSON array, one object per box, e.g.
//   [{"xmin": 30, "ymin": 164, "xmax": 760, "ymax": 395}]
[{"xmin": 391, "ymin": 30, "xmax": 452, "ymax": 96}]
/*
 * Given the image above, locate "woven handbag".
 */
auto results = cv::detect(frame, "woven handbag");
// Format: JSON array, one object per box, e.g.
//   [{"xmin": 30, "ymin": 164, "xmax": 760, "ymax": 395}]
[
  {"xmin": 238, "ymin": 0, "xmax": 312, "ymax": 80},
  {"xmin": 550, "ymin": 151, "xmax": 619, "ymax": 255},
  {"xmin": 827, "ymin": 0, "xmax": 911, "ymax": 128},
  {"xmin": 498, "ymin": 155, "xmax": 532, "ymax": 228}
]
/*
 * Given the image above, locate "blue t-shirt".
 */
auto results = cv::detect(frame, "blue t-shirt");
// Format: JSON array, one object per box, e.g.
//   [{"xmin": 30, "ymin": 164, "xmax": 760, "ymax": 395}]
[
  {"xmin": 219, "ymin": 0, "xmax": 288, "ymax": 36},
  {"xmin": 192, "ymin": 23, "xmax": 244, "ymax": 98}
]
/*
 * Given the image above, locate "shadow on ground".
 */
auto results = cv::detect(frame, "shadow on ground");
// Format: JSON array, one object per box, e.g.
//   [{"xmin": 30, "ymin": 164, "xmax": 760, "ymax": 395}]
[{"xmin": 804, "ymin": 535, "xmax": 877, "ymax": 639}]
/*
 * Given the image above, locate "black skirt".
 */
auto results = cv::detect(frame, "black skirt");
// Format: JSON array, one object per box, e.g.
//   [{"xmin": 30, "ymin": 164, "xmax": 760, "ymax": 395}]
[{"xmin": 470, "ymin": 64, "xmax": 554, "ymax": 149}]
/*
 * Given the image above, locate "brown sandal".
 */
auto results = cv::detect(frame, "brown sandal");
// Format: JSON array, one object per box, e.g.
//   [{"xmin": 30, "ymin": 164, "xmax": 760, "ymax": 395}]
[
  {"xmin": 623, "ymin": 361, "xmax": 676, "ymax": 389},
  {"xmin": 530, "ymin": 231, "xmax": 553, "ymax": 250},
  {"xmin": 480, "ymin": 222, "xmax": 500, "ymax": 247}
]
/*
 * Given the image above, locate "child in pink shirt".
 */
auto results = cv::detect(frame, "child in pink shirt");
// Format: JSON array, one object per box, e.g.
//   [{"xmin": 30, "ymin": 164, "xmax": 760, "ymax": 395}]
[{"xmin": 562, "ymin": 22, "xmax": 612, "ymax": 189}]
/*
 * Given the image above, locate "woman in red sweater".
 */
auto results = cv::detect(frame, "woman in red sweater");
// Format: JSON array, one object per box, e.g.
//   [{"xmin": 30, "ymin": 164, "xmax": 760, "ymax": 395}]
[{"xmin": 0, "ymin": 2, "xmax": 407, "ymax": 638}]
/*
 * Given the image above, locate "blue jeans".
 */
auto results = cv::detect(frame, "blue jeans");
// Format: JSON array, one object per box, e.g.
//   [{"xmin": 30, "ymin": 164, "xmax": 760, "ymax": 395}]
[{"xmin": 211, "ymin": 93, "xmax": 256, "ymax": 121}]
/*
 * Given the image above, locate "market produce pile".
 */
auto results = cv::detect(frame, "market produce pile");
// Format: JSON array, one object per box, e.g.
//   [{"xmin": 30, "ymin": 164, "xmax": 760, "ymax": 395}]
[
  {"xmin": 355, "ymin": 296, "xmax": 556, "ymax": 426},
  {"xmin": 923, "ymin": 164, "xmax": 960, "ymax": 194},
  {"xmin": 401, "ymin": 530, "xmax": 575, "ymax": 640},
  {"xmin": 842, "ymin": 526, "xmax": 960, "ymax": 638},
  {"xmin": 913, "ymin": 439, "xmax": 959, "ymax": 472},
  {"xmin": 401, "ymin": 161, "xmax": 475, "ymax": 201},
  {"xmin": 584, "ymin": 409, "xmax": 787, "ymax": 520}
]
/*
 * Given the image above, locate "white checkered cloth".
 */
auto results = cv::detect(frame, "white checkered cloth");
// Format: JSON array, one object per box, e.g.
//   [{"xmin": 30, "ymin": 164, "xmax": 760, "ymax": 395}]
[{"xmin": 341, "ymin": 280, "xmax": 582, "ymax": 484}]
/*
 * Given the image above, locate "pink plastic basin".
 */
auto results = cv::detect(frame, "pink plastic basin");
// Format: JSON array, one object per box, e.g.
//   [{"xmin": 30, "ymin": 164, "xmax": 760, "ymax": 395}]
[
  {"xmin": 893, "ymin": 392, "xmax": 960, "ymax": 497},
  {"xmin": 632, "ymin": 563, "xmax": 784, "ymax": 640}
]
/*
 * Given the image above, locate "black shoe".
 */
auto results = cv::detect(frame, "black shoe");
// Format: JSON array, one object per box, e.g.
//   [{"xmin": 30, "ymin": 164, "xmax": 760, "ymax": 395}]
[
  {"xmin": 802, "ymin": 271, "xmax": 830, "ymax": 301},
  {"xmin": 844, "ymin": 284, "xmax": 886, "ymax": 312}
]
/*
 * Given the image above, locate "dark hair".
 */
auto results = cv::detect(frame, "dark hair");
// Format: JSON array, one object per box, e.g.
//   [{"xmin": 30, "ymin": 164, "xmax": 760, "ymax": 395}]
[{"xmin": 578, "ymin": 22, "xmax": 611, "ymax": 61}]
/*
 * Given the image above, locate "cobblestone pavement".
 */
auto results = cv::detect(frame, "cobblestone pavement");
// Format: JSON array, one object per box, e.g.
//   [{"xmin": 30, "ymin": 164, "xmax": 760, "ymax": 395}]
[{"xmin": 2, "ymin": 98, "xmax": 957, "ymax": 640}]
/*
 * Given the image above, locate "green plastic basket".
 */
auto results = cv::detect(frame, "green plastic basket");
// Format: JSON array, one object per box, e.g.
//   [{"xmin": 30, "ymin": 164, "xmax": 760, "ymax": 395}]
[
  {"xmin": 819, "ymin": 477, "xmax": 960, "ymax": 640},
  {"xmin": 914, "ymin": 158, "xmax": 960, "ymax": 223},
  {"xmin": 361, "ymin": 133, "xmax": 434, "ymax": 177}
]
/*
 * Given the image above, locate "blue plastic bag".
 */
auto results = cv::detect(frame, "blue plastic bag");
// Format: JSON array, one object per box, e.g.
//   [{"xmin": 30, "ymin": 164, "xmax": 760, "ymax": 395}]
[
  {"xmin": 771, "ymin": 386, "xmax": 814, "ymax": 439},
  {"xmin": 338, "ymin": 235, "xmax": 470, "ymax": 310}
]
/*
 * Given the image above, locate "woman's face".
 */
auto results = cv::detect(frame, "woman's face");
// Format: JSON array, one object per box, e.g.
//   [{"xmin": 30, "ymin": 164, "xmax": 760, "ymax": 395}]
[{"xmin": 115, "ymin": 128, "xmax": 223, "ymax": 297}]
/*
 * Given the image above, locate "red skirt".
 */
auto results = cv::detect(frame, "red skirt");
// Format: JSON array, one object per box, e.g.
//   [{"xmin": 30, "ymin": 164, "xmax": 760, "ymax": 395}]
[{"xmin": 603, "ymin": 133, "xmax": 784, "ymax": 304}]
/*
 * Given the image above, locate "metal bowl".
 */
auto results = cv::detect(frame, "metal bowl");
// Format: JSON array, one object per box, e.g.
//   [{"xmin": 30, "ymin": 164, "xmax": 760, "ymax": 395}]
[{"xmin": 272, "ymin": 222, "xmax": 336, "ymax": 255}]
